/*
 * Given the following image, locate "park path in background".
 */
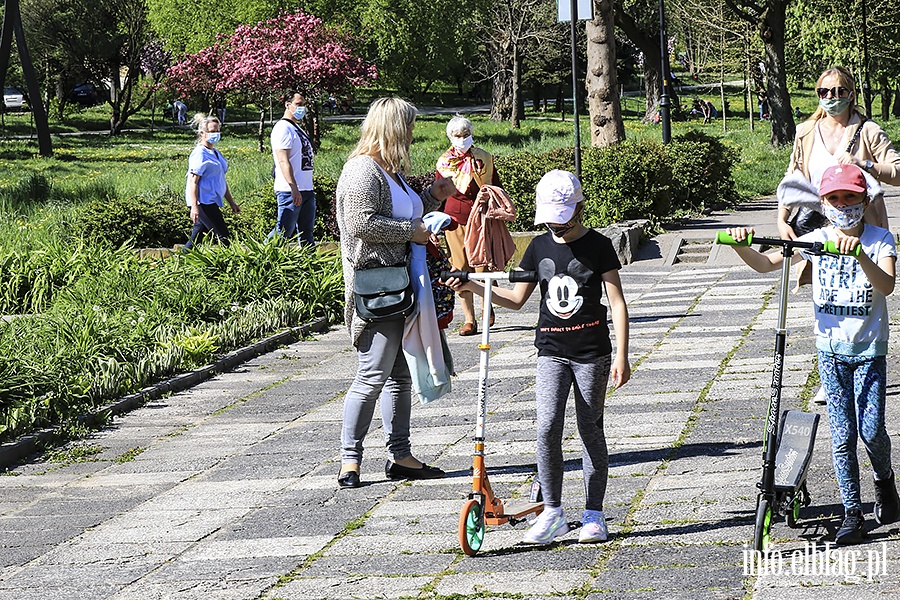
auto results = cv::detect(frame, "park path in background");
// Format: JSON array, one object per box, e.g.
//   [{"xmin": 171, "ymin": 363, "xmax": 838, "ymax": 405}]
[{"xmin": 3, "ymin": 193, "xmax": 900, "ymax": 598}]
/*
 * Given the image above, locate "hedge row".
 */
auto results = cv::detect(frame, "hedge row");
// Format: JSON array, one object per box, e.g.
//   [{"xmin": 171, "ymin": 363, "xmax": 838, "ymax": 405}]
[{"xmin": 70, "ymin": 131, "xmax": 739, "ymax": 247}]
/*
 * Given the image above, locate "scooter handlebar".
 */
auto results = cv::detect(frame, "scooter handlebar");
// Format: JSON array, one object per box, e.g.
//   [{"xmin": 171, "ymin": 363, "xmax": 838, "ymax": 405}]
[
  {"xmin": 715, "ymin": 231, "xmax": 861, "ymax": 256},
  {"xmin": 440, "ymin": 269, "xmax": 538, "ymax": 283}
]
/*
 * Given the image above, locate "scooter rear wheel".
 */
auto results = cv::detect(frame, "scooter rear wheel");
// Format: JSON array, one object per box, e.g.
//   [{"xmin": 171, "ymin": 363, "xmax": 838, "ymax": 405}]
[
  {"xmin": 754, "ymin": 498, "xmax": 772, "ymax": 552},
  {"xmin": 459, "ymin": 499, "xmax": 485, "ymax": 556}
]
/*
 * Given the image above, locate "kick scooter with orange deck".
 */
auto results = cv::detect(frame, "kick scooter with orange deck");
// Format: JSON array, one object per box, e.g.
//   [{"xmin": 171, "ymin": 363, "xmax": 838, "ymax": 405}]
[
  {"xmin": 441, "ymin": 268, "xmax": 542, "ymax": 556},
  {"xmin": 716, "ymin": 231, "xmax": 859, "ymax": 552}
]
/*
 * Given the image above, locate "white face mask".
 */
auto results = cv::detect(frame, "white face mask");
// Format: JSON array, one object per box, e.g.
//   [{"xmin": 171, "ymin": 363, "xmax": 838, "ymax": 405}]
[{"xmin": 452, "ymin": 135, "xmax": 474, "ymax": 152}]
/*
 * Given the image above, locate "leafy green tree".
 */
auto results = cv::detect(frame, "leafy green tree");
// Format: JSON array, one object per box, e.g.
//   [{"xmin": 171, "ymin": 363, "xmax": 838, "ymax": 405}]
[
  {"xmin": 358, "ymin": 0, "xmax": 476, "ymax": 97},
  {"xmin": 146, "ymin": 0, "xmax": 287, "ymax": 53},
  {"xmin": 724, "ymin": 0, "xmax": 794, "ymax": 146},
  {"xmin": 20, "ymin": 0, "xmax": 164, "ymax": 135},
  {"xmin": 785, "ymin": 0, "xmax": 900, "ymax": 121}
]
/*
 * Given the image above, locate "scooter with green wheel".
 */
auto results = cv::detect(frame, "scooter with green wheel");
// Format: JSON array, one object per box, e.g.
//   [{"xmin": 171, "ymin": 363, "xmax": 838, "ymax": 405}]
[
  {"xmin": 440, "ymin": 268, "xmax": 541, "ymax": 556},
  {"xmin": 716, "ymin": 231, "xmax": 858, "ymax": 552}
]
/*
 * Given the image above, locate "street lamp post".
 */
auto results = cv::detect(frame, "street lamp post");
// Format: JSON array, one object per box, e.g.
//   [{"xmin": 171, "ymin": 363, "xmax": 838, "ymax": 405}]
[
  {"xmin": 658, "ymin": 0, "xmax": 672, "ymax": 144},
  {"xmin": 569, "ymin": 0, "xmax": 582, "ymax": 178}
]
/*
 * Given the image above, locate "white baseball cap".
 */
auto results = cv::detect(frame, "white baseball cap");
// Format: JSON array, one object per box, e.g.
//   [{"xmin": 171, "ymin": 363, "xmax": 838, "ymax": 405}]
[{"xmin": 534, "ymin": 169, "xmax": 583, "ymax": 225}]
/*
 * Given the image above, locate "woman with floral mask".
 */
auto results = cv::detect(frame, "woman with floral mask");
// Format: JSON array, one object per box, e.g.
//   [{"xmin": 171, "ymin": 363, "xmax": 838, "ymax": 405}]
[
  {"xmin": 778, "ymin": 66, "xmax": 900, "ymax": 242},
  {"xmin": 435, "ymin": 115, "xmax": 503, "ymax": 336},
  {"xmin": 183, "ymin": 113, "xmax": 239, "ymax": 249}
]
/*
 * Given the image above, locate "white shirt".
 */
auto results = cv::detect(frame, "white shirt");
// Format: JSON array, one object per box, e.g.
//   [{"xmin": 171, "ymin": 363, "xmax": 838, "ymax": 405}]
[
  {"xmin": 271, "ymin": 119, "xmax": 314, "ymax": 193},
  {"xmin": 800, "ymin": 225, "xmax": 896, "ymax": 356}
]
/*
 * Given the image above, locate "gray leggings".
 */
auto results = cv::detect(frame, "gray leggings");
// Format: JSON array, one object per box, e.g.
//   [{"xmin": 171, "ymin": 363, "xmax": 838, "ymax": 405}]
[
  {"xmin": 535, "ymin": 354, "xmax": 611, "ymax": 511},
  {"xmin": 341, "ymin": 318, "xmax": 413, "ymax": 464}
]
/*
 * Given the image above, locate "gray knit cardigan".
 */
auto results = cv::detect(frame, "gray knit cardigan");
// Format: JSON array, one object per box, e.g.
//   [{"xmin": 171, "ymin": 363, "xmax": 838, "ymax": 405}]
[{"xmin": 335, "ymin": 155, "xmax": 440, "ymax": 347}]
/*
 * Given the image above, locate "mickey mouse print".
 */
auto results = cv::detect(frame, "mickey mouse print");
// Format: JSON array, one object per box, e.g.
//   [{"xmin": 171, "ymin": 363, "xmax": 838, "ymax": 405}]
[{"xmin": 519, "ymin": 229, "xmax": 622, "ymax": 361}]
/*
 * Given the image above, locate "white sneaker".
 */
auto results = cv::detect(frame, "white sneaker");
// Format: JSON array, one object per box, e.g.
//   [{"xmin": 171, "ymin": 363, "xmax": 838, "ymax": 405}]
[
  {"xmin": 579, "ymin": 511, "xmax": 608, "ymax": 543},
  {"xmin": 522, "ymin": 508, "xmax": 568, "ymax": 545},
  {"xmin": 814, "ymin": 386, "xmax": 827, "ymax": 405}
]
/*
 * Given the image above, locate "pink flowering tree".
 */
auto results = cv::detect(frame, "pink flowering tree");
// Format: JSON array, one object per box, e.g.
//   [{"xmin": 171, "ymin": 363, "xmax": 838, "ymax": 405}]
[
  {"xmin": 167, "ymin": 10, "xmax": 376, "ymax": 151},
  {"xmin": 164, "ymin": 44, "xmax": 225, "ymax": 113}
]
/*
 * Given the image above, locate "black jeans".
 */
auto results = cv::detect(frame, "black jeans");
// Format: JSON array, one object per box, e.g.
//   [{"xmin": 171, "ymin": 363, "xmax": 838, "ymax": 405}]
[{"xmin": 184, "ymin": 203, "xmax": 230, "ymax": 249}]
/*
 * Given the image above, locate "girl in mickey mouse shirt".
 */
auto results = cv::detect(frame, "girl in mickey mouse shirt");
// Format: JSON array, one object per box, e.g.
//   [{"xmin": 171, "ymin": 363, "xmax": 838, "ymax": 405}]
[{"xmin": 445, "ymin": 170, "xmax": 630, "ymax": 546}]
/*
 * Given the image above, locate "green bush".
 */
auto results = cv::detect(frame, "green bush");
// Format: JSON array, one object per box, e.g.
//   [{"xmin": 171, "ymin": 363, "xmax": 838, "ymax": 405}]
[
  {"xmin": 581, "ymin": 139, "xmax": 672, "ymax": 227},
  {"xmin": 667, "ymin": 130, "xmax": 740, "ymax": 212},
  {"xmin": 493, "ymin": 147, "xmax": 574, "ymax": 231},
  {"xmin": 72, "ymin": 185, "xmax": 187, "ymax": 248}
]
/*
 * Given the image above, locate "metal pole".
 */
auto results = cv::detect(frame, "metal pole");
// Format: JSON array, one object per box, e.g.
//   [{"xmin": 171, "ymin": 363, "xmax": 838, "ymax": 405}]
[
  {"xmin": 570, "ymin": 0, "xmax": 581, "ymax": 178},
  {"xmin": 659, "ymin": 0, "xmax": 671, "ymax": 144},
  {"xmin": 862, "ymin": 0, "xmax": 872, "ymax": 116}
]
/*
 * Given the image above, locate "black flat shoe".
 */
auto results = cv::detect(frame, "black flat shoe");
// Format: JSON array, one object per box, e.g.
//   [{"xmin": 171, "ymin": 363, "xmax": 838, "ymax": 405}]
[
  {"xmin": 338, "ymin": 470, "xmax": 361, "ymax": 488},
  {"xmin": 385, "ymin": 460, "xmax": 445, "ymax": 480}
]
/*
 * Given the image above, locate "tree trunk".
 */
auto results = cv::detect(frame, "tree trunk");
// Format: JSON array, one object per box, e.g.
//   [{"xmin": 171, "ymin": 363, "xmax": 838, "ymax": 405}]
[
  {"xmin": 490, "ymin": 60, "xmax": 513, "ymax": 122},
  {"xmin": 257, "ymin": 107, "xmax": 266, "ymax": 153},
  {"xmin": 893, "ymin": 85, "xmax": 900, "ymax": 118},
  {"xmin": 880, "ymin": 76, "xmax": 890, "ymax": 122},
  {"xmin": 510, "ymin": 45, "xmax": 522, "ymax": 128},
  {"xmin": 613, "ymin": 6, "xmax": 677, "ymax": 122},
  {"xmin": 758, "ymin": 2, "xmax": 794, "ymax": 146},
  {"xmin": 586, "ymin": 1, "xmax": 625, "ymax": 147}
]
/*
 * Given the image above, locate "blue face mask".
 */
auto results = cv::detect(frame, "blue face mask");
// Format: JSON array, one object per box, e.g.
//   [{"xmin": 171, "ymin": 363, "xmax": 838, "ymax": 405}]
[
  {"xmin": 206, "ymin": 132, "xmax": 221, "ymax": 144},
  {"xmin": 292, "ymin": 106, "xmax": 307, "ymax": 120}
]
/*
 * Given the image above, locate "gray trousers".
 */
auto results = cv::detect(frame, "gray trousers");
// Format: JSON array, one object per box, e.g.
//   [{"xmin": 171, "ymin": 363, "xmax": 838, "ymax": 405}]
[
  {"xmin": 535, "ymin": 354, "xmax": 611, "ymax": 511},
  {"xmin": 341, "ymin": 318, "xmax": 413, "ymax": 464}
]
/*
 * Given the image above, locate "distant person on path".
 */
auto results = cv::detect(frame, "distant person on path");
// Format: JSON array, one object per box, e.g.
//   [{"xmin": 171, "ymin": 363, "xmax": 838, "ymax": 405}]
[
  {"xmin": 758, "ymin": 91, "xmax": 769, "ymax": 120},
  {"xmin": 436, "ymin": 115, "xmax": 502, "ymax": 336},
  {"xmin": 334, "ymin": 97, "xmax": 455, "ymax": 489},
  {"xmin": 183, "ymin": 114, "xmax": 239, "ymax": 249},
  {"xmin": 215, "ymin": 97, "xmax": 226, "ymax": 124},
  {"xmin": 444, "ymin": 170, "xmax": 631, "ymax": 545},
  {"xmin": 269, "ymin": 90, "xmax": 316, "ymax": 245},
  {"xmin": 725, "ymin": 163, "xmax": 899, "ymax": 546},
  {"xmin": 174, "ymin": 99, "xmax": 187, "ymax": 125}
]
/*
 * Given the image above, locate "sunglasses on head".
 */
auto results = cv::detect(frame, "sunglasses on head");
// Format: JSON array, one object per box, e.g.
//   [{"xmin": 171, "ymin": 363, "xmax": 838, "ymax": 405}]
[{"xmin": 817, "ymin": 86, "xmax": 851, "ymax": 99}]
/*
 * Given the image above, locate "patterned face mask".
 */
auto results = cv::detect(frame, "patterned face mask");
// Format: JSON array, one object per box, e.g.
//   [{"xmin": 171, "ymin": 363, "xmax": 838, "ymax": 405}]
[{"xmin": 822, "ymin": 200, "xmax": 866, "ymax": 229}]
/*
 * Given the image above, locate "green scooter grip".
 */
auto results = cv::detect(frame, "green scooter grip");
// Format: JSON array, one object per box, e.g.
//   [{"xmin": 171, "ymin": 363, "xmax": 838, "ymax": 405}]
[
  {"xmin": 715, "ymin": 231, "xmax": 752, "ymax": 246},
  {"xmin": 822, "ymin": 240, "xmax": 862, "ymax": 256}
]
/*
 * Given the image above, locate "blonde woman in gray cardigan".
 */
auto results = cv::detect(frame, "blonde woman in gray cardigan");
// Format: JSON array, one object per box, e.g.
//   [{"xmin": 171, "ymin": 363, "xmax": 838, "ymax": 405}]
[{"xmin": 335, "ymin": 97, "xmax": 455, "ymax": 489}]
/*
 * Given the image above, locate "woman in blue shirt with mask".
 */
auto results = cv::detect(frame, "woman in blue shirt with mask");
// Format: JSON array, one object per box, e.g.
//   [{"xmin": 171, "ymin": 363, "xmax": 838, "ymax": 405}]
[{"xmin": 184, "ymin": 113, "xmax": 239, "ymax": 249}]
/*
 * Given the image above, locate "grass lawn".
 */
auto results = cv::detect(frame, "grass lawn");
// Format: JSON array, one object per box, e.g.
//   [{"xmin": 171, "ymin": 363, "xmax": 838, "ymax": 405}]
[{"xmin": 2, "ymin": 87, "xmax": 899, "ymax": 212}]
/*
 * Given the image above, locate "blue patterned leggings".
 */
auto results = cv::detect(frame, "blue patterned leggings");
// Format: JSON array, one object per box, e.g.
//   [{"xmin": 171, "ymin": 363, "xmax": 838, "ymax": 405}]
[{"xmin": 818, "ymin": 351, "xmax": 893, "ymax": 511}]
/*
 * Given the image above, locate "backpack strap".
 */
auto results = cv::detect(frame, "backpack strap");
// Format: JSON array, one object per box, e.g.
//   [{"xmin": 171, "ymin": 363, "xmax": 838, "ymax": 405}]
[{"xmin": 845, "ymin": 114, "xmax": 868, "ymax": 154}]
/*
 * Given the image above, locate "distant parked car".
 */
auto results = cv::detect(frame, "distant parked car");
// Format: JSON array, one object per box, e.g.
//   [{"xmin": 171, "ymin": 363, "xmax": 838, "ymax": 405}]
[
  {"xmin": 3, "ymin": 86, "xmax": 27, "ymax": 110},
  {"xmin": 68, "ymin": 83, "xmax": 101, "ymax": 107}
]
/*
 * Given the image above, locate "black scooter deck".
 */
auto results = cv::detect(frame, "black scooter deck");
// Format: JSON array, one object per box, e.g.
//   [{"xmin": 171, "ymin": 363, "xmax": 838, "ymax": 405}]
[{"xmin": 773, "ymin": 409, "xmax": 819, "ymax": 492}]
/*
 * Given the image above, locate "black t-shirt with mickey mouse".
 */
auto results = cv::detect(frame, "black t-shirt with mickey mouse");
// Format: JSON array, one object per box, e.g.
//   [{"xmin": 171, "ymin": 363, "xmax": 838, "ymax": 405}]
[{"xmin": 519, "ymin": 229, "xmax": 622, "ymax": 360}]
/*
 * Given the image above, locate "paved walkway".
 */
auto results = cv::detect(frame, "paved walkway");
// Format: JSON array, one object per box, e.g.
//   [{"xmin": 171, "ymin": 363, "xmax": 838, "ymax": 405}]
[{"xmin": 3, "ymin": 191, "xmax": 900, "ymax": 599}]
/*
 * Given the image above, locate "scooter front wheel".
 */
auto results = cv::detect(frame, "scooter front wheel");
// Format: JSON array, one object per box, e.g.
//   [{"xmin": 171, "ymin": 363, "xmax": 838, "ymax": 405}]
[
  {"xmin": 754, "ymin": 498, "xmax": 773, "ymax": 552},
  {"xmin": 785, "ymin": 494, "xmax": 801, "ymax": 528},
  {"xmin": 459, "ymin": 499, "xmax": 485, "ymax": 556}
]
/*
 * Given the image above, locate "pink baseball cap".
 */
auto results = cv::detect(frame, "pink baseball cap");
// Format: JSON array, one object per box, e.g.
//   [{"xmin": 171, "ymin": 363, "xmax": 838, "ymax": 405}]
[
  {"xmin": 534, "ymin": 170, "xmax": 584, "ymax": 225},
  {"xmin": 819, "ymin": 164, "xmax": 867, "ymax": 196}
]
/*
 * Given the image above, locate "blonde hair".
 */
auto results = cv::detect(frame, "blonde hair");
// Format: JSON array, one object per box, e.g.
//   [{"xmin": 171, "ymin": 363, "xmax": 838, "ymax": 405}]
[
  {"xmin": 191, "ymin": 113, "xmax": 220, "ymax": 144},
  {"xmin": 349, "ymin": 97, "xmax": 417, "ymax": 173},
  {"xmin": 808, "ymin": 66, "xmax": 859, "ymax": 122}
]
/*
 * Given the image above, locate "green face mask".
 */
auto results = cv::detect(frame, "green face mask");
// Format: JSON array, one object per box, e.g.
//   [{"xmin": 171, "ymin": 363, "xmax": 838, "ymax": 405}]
[{"xmin": 819, "ymin": 96, "xmax": 851, "ymax": 117}]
